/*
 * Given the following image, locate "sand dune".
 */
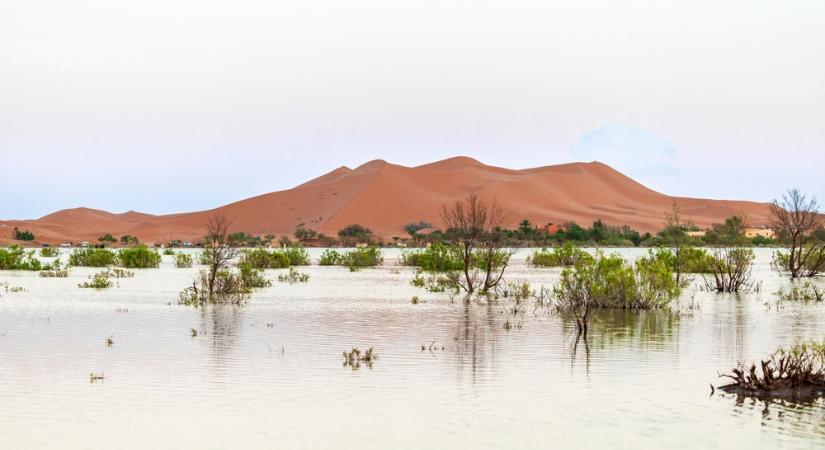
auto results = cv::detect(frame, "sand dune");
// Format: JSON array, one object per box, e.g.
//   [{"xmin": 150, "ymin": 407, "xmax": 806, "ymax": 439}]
[{"xmin": 0, "ymin": 157, "xmax": 773, "ymax": 245}]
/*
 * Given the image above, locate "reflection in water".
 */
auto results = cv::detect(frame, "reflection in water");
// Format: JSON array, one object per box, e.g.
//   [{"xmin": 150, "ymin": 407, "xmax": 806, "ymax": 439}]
[
  {"xmin": 198, "ymin": 304, "xmax": 243, "ymax": 373},
  {"xmin": 726, "ymin": 394, "xmax": 825, "ymax": 436}
]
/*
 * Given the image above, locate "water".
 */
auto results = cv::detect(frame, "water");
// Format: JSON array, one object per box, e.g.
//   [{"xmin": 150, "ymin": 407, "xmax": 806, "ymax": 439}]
[{"xmin": 1, "ymin": 248, "xmax": 824, "ymax": 449}]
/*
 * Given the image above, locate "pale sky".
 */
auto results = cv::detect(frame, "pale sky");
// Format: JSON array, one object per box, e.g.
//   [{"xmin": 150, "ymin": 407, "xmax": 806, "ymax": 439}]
[{"xmin": 1, "ymin": 0, "xmax": 823, "ymax": 219}]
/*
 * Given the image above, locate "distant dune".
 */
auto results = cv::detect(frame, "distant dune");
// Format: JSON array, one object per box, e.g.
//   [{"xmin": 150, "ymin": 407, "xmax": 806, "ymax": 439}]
[{"xmin": 0, "ymin": 157, "xmax": 773, "ymax": 245}]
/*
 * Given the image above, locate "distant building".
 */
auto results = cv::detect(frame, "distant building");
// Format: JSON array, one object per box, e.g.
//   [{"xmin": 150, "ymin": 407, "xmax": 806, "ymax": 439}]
[
  {"xmin": 686, "ymin": 230, "xmax": 706, "ymax": 238},
  {"xmin": 745, "ymin": 227, "xmax": 775, "ymax": 239},
  {"xmin": 544, "ymin": 223, "xmax": 564, "ymax": 234}
]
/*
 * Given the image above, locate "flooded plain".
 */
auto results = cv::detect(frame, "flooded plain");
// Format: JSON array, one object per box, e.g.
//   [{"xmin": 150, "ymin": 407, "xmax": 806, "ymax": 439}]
[{"xmin": 1, "ymin": 248, "xmax": 824, "ymax": 449}]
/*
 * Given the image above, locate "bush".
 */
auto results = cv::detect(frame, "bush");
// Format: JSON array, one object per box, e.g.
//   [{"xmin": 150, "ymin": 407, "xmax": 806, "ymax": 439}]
[
  {"xmin": 69, "ymin": 248, "xmax": 117, "ymax": 267},
  {"xmin": 241, "ymin": 248, "xmax": 290, "ymax": 269},
  {"xmin": 175, "ymin": 253, "xmax": 193, "ymax": 268},
  {"xmin": 40, "ymin": 247, "xmax": 59, "ymax": 257},
  {"xmin": 163, "ymin": 248, "xmax": 175, "ymax": 256},
  {"xmin": 319, "ymin": 249, "xmax": 342, "ymax": 266},
  {"xmin": 401, "ymin": 242, "xmax": 464, "ymax": 271},
  {"xmin": 178, "ymin": 265, "xmax": 269, "ymax": 306},
  {"xmin": 554, "ymin": 252, "xmax": 680, "ymax": 332},
  {"xmin": 78, "ymin": 271, "xmax": 113, "ymax": 289},
  {"xmin": 13, "ymin": 227, "xmax": 35, "ymax": 241},
  {"xmin": 0, "ymin": 245, "xmax": 42, "ymax": 271},
  {"xmin": 238, "ymin": 263, "xmax": 271, "ymax": 288},
  {"xmin": 704, "ymin": 248, "xmax": 756, "ymax": 292},
  {"xmin": 39, "ymin": 259, "xmax": 68, "ymax": 277},
  {"xmin": 339, "ymin": 247, "xmax": 383, "ymax": 271},
  {"xmin": 528, "ymin": 242, "xmax": 593, "ymax": 267},
  {"xmin": 98, "ymin": 234, "xmax": 116, "ymax": 245},
  {"xmin": 118, "ymin": 246, "xmax": 161, "ymax": 268},
  {"xmin": 277, "ymin": 267, "xmax": 310, "ymax": 283}
]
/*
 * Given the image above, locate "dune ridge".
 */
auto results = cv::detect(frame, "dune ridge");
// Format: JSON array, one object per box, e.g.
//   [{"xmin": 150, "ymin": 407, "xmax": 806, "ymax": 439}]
[{"xmin": 0, "ymin": 157, "xmax": 773, "ymax": 244}]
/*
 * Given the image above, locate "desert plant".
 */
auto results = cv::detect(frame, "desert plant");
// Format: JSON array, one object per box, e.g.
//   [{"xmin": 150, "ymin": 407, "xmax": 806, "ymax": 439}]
[
  {"xmin": 69, "ymin": 248, "xmax": 117, "ymax": 267},
  {"xmin": 78, "ymin": 271, "xmax": 113, "ymax": 289},
  {"xmin": 277, "ymin": 267, "xmax": 310, "ymax": 283},
  {"xmin": 770, "ymin": 189, "xmax": 825, "ymax": 278},
  {"xmin": 39, "ymin": 259, "xmax": 69, "ymax": 277},
  {"xmin": 175, "ymin": 253, "xmax": 194, "ymax": 268},
  {"xmin": 401, "ymin": 242, "xmax": 464, "ymax": 271},
  {"xmin": 319, "ymin": 249, "xmax": 341, "ymax": 266},
  {"xmin": 120, "ymin": 235, "xmax": 139, "ymax": 246},
  {"xmin": 339, "ymin": 247, "xmax": 383, "ymax": 271},
  {"xmin": 238, "ymin": 262, "xmax": 271, "ymax": 288},
  {"xmin": 12, "ymin": 227, "xmax": 35, "ymax": 241},
  {"xmin": 39, "ymin": 247, "xmax": 59, "ymax": 257},
  {"xmin": 98, "ymin": 234, "xmax": 117, "ymax": 245},
  {"xmin": 163, "ymin": 248, "xmax": 175, "ymax": 256},
  {"xmin": 775, "ymin": 282, "xmax": 824, "ymax": 302},
  {"xmin": 337, "ymin": 224, "xmax": 373, "ymax": 245},
  {"xmin": 117, "ymin": 246, "xmax": 161, "ymax": 268},
  {"xmin": 528, "ymin": 242, "xmax": 594, "ymax": 267},
  {"xmin": 0, "ymin": 245, "xmax": 42, "ymax": 271},
  {"xmin": 554, "ymin": 252, "xmax": 680, "ymax": 335},
  {"xmin": 719, "ymin": 340, "xmax": 825, "ymax": 396},
  {"xmin": 704, "ymin": 247, "xmax": 755, "ymax": 292}
]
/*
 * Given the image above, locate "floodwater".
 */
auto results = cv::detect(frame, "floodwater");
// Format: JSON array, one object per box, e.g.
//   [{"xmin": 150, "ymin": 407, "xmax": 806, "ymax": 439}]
[{"xmin": 1, "ymin": 248, "xmax": 824, "ymax": 449}]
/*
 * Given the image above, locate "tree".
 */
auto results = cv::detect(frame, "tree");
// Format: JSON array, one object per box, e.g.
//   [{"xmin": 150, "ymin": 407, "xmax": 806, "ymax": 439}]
[
  {"xmin": 202, "ymin": 215, "xmax": 239, "ymax": 297},
  {"xmin": 338, "ymin": 224, "xmax": 372, "ymax": 245},
  {"xmin": 404, "ymin": 221, "xmax": 433, "ymax": 238},
  {"xmin": 294, "ymin": 226, "xmax": 318, "ymax": 242},
  {"xmin": 98, "ymin": 234, "xmax": 116, "ymax": 245},
  {"xmin": 770, "ymin": 189, "xmax": 825, "ymax": 278},
  {"xmin": 13, "ymin": 227, "xmax": 35, "ymax": 241},
  {"xmin": 659, "ymin": 203, "xmax": 692, "ymax": 285},
  {"xmin": 441, "ymin": 193, "xmax": 515, "ymax": 294},
  {"xmin": 120, "ymin": 235, "xmax": 139, "ymax": 246}
]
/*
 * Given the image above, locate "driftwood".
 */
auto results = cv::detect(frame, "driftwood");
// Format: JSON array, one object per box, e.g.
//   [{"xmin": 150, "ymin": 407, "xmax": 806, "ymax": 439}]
[{"xmin": 717, "ymin": 342, "xmax": 825, "ymax": 400}]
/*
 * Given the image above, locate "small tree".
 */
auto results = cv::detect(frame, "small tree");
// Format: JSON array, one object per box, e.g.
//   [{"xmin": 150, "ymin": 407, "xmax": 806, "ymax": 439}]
[
  {"xmin": 441, "ymin": 193, "xmax": 515, "ymax": 294},
  {"xmin": 770, "ymin": 189, "xmax": 825, "ymax": 278},
  {"xmin": 202, "ymin": 215, "xmax": 239, "ymax": 297},
  {"xmin": 120, "ymin": 235, "xmax": 139, "ymax": 246},
  {"xmin": 13, "ymin": 227, "xmax": 35, "ymax": 241},
  {"xmin": 294, "ymin": 226, "xmax": 318, "ymax": 242},
  {"xmin": 98, "ymin": 234, "xmax": 117, "ymax": 245},
  {"xmin": 338, "ymin": 224, "xmax": 372, "ymax": 245}
]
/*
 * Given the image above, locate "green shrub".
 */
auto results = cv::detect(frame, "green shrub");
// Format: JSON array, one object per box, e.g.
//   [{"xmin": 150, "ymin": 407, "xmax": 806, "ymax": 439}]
[
  {"xmin": 78, "ymin": 271, "xmax": 113, "ymax": 289},
  {"xmin": 238, "ymin": 262, "xmax": 271, "ymax": 288},
  {"xmin": 40, "ymin": 247, "xmax": 59, "ymax": 257},
  {"xmin": 163, "ymin": 248, "xmax": 175, "ymax": 256},
  {"xmin": 39, "ymin": 259, "xmax": 68, "ymax": 277},
  {"xmin": 117, "ymin": 246, "xmax": 161, "ymax": 268},
  {"xmin": 528, "ymin": 242, "xmax": 593, "ymax": 267},
  {"xmin": 401, "ymin": 242, "xmax": 464, "ymax": 271},
  {"xmin": 0, "ymin": 245, "xmax": 42, "ymax": 271},
  {"xmin": 241, "ymin": 248, "xmax": 290, "ymax": 269},
  {"xmin": 554, "ymin": 252, "xmax": 680, "ymax": 311},
  {"xmin": 69, "ymin": 248, "xmax": 117, "ymax": 267},
  {"xmin": 281, "ymin": 246, "xmax": 310, "ymax": 266},
  {"xmin": 319, "ymin": 249, "xmax": 342, "ymax": 266},
  {"xmin": 340, "ymin": 247, "xmax": 383, "ymax": 271},
  {"xmin": 175, "ymin": 253, "xmax": 193, "ymax": 268},
  {"xmin": 13, "ymin": 227, "xmax": 35, "ymax": 241},
  {"xmin": 178, "ymin": 269, "xmax": 250, "ymax": 306},
  {"xmin": 277, "ymin": 267, "xmax": 310, "ymax": 283}
]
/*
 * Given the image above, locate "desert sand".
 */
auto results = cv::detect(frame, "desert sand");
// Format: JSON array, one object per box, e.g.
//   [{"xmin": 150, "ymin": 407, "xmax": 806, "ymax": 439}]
[{"xmin": 0, "ymin": 157, "xmax": 772, "ymax": 245}]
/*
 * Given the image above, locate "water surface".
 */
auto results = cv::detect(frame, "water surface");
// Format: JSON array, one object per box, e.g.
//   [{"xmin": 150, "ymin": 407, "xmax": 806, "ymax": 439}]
[{"xmin": 1, "ymin": 248, "xmax": 823, "ymax": 449}]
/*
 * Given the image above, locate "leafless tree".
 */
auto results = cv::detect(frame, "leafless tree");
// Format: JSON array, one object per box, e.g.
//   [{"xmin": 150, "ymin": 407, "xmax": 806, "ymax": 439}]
[
  {"xmin": 202, "ymin": 215, "xmax": 239, "ymax": 297},
  {"xmin": 441, "ymin": 193, "xmax": 515, "ymax": 294},
  {"xmin": 770, "ymin": 189, "xmax": 825, "ymax": 278}
]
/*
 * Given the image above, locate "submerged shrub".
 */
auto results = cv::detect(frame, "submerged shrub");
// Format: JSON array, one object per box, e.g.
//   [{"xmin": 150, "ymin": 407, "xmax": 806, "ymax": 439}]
[
  {"xmin": 0, "ymin": 245, "xmax": 42, "ymax": 271},
  {"xmin": 175, "ymin": 253, "xmax": 194, "ymax": 268},
  {"xmin": 340, "ymin": 247, "xmax": 383, "ymax": 271},
  {"xmin": 117, "ymin": 246, "xmax": 161, "ymax": 268},
  {"xmin": 704, "ymin": 248, "xmax": 755, "ymax": 292},
  {"xmin": 318, "ymin": 249, "xmax": 341, "ymax": 266},
  {"xmin": 178, "ymin": 269, "xmax": 255, "ymax": 306},
  {"xmin": 528, "ymin": 242, "xmax": 593, "ymax": 268},
  {"xmin": 240, "ymin": 246, "xmax": 310, "ymax": 269},
  {"xmin": 78, "ymin": 271, "xmax": 113, "ymax": 289},
  {"xmin": 775, "ymin": 282, "xmax": 824, "ymax": 302},
  {"xmin": 401, "ymin": 242, "xmax": 464, "ymax": 271},
  {"xmin": 277, "ymin": 267, "xmax": 310, "ymax": 283},
  {"xmin": 69, "ymin": 248, "xmax": 117, "ymax": 267},
  {"xmin": 719, "ymin": 340, "xmax": 825, "ymax": 397},
  {"xmin": 163, "ymin": 248, "xmax": 175, "ymax": 256},
  {"xmin": 39, "ymin": 259, "xmax": 69, "ymax": 277},
  {"xmin": 772, "ymin": 246, "xmax": 825, "ymax": 279},
  {"xmin": 40, "ymin": 247, "xmax": 59, "ymax": 258},
  {"xmin": 554, "ymin": 252, "xmax": 680, "ymax": 334},
  {"xmin": 238, "ymin": 262, "xmax": 271, "ymax": 288}
]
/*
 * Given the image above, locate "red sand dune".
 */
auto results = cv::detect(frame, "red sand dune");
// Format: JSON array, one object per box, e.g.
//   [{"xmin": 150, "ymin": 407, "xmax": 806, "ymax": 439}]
[{"xmin": 0, "ymin": 157, "xmax": 773, "ymax": 245}]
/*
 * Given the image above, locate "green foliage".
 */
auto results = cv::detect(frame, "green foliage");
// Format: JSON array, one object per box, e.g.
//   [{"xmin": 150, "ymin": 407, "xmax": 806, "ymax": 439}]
[
  {"xmin": 401, "ymin": 242, "xmax": 464, "ymax": 271},
  {"xmin": 240, "ymin": 247, "xmax": 309, "ymax": 269},
  {"xmin": 340, "ymin": 247, "xmax": 383, "ymax": 271},
  {"xmin": 528, "ymin": 242, "xmax": 594, "ymax": 267},
  {"xmin": 178, "ymin": 269, "xmax": 250, "ymax": 306},
  {"xmin": 39, "ymin": 247, "xmax": 59, "ymax": 257},
  {"xmin": 337, "ymin": 224, "xmax": 372, "ymax": 244},
  {"xmin": 12, "ymin": 227, "xmax": 35, "ymax": 241},
  {"xmin": 117, "ymin": 246, "xmax": 161, "ymax": 268},
  {"xmin": 175, "ymin": 253, "xmax": 193, "ymax": 268},
  {"xmin": 98, "ymin": 234, "xmax": 117, "ymax": 244},
  {"xmin": 238, "ymin": 263, "xmax": 272, "ymax": 288},
  {"xmin": 163, "ymin": 248, "xmax": 175, "ymax": 256},
  {"xmin": 705, "ymin": 248, "xmax": 756, "ymax": 292},
  {"xmin": 775, "ymin": 282, "xmax": 824, "ymax": 302},
  {"xmin": 554, "ymin": 252, "xmax": 680, "ymax": 310},
  {"xmin": 78, "ymin": 270, "xmax": 113, "ymax": 289},
  {"xmin": 640, "ymin": 247, "xmax": 713, "ymax": 275},
  {"xmin": 294, "ymin": 226, "xmax": 318, "ymax": 242},
  {"xmin": 39, "ymin": 259, "xmax": 69, "ymax": 277},
  {"xmin": 120, "ymin": 235, "xmax": 139, "ymax": 246},
  {"xmin": 0, "ymin": 245, "xmax": 42, "ymax": 271},
  {"xmin": 228, "ymin": 231, "xmax": 271, "ymax": 247},
  {"xmin": 319, "ymin": 249, "xmax": 342, "ymax": 266},
  {"xmin": 277, "ymin": 267, "xmax": 310, "ymax": 283},
  {"xmin": 404, "ymin": 221, "xmax": 433, "ymax": 236},
  {"xmin": 772, "ymin": 246, "xmax": 825, "ymax": 278},
  {"xmin": 69, "ymin": 248, "xmax": 117, "ymax": 267}
]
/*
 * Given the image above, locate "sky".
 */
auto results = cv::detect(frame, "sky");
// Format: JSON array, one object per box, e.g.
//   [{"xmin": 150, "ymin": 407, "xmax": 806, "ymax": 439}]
[{"xmin": 1, "ymin": 0, "xmax": 823, "ymax": 219}]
